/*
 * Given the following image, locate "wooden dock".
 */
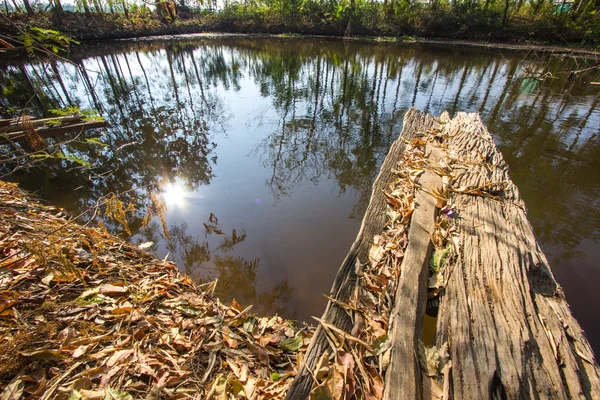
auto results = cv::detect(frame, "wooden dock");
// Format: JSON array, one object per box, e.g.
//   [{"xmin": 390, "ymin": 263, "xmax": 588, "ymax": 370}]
[{"xmin": 285, "ymin": 109, "xmax": 600, "ymax": 399}]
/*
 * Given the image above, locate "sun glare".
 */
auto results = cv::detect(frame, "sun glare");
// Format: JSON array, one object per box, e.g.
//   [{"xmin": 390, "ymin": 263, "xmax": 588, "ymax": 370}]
[{"xmin": 162, "ymin": 182, "xmax": 187, "ymax": 209}]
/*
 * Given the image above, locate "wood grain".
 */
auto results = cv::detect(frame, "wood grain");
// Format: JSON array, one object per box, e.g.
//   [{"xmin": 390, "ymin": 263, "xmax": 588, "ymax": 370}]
[
  {"xmin": 434, "ymin": 112, "xmax": 600, "ymax": 399},
  {"xmin": 383, "ymin": 144, "xmax": 443, "ymax": 400},
  {"xmin": 285, "ymin": 109, "xmax": 438, "ymax": 399}
]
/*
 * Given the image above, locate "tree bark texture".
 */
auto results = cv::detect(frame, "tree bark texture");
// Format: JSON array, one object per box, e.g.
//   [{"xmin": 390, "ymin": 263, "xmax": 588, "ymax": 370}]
[
  {"xmin": 285, "ymin": 109, "xmax": 438, "ymax": 399},
  {"xmin": 433, "ymin": 111, "xmax": 600, "ymax": 399}
]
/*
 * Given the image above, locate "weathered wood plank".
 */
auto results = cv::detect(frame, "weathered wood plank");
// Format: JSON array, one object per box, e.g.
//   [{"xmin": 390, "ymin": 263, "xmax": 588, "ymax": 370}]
[
  {"xmin": 383, "ymin": 145, "xmax": 443, "ymax": 400},
  {"xmin": 285, "ymin": 109, "xmax": 439, "ymax": 399},
  {"xmin": 433, "ymin": 112, "xmax": 600, "ymax": 399},
  {"xmin": 285, "ymin": 109, "xmax": 599, "ymax": 399}
]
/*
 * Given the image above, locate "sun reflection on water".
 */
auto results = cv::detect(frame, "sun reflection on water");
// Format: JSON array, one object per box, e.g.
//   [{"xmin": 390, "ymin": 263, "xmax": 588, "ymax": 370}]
[{"xmin": 162, "ymin": 181, "xmax": 188, "ymax": 209}]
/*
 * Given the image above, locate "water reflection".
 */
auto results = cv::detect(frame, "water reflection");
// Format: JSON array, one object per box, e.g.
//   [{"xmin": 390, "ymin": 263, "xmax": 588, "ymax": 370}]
[
  {"xmin": 139, "ymin": 215, "xmax": 294, "ymax": 316},
  {"xmin": 1, "ymin": 36, "xmax": 599, "ymax": 351}
]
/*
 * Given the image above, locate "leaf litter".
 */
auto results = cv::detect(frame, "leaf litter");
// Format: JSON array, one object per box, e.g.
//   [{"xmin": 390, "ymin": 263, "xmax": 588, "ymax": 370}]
[
  {"xmin": 0, "ymin": 120, "xmax": 485, "ymax": 400},
  {"xmin": 0, "ymin": 181, "xmax": 312, "ymax": 399},
  {"xmin": 305, "ymin": 136, "xmax": 433, "ymax": 399}
]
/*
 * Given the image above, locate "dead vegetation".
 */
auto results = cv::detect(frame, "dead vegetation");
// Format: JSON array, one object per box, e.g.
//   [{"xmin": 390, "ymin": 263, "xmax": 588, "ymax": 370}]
[{"xmin": 0, "ymin": 181, "xmax": 312, "ymax": 399}]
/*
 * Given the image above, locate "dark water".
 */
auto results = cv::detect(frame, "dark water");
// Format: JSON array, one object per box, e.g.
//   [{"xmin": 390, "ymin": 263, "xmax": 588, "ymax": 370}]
[{"xmin": 2, "ymin": 35, "xmax": 599, "ymax": 353}]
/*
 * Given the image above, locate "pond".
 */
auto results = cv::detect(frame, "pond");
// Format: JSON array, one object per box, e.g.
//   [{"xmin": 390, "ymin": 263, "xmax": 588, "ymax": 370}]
[{"xmin": 2, "ymin": 35, "xmax": 599, "ymax": 354}]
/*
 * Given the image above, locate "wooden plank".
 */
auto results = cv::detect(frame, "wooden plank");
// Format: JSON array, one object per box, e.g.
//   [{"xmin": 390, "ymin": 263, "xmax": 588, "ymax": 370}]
[
  {"xmin": 284, "ymin": 109, "xmax": 599, "ymax": 399},
  {"xmin": 432, "ymin": 112, "xmax": 600, "ymax": 399},
  {"xmin": 284, "ymin": 109, "xmax": 439, "ymax": 399},
  {"xmin": 383, "ymin": 145, "xmax": 442, "ymax": 400}
]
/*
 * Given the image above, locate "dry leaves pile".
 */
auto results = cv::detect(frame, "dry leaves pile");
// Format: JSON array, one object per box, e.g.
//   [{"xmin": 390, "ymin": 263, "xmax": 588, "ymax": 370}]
[
  {"xmin": 0, "ymin": 181, "xmax": 312, "ymax": 399},
  {"xmin": 307, "ymin": 137, "xmax": 430, "ymax": 399}
]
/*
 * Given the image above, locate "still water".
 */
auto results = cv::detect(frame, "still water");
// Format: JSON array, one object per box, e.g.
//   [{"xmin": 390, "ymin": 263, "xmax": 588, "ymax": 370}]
[{"xmin": 1, "ymin": 35, "xmax": 599, "ymax": 353}]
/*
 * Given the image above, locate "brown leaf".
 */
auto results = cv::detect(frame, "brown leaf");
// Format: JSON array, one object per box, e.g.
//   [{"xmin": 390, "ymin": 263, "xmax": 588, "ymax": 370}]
[
  {"xmin": 310, "ymin": 384, "xmax": 334, "ymax": 400},
  {"xmin": 222, "ymin": 333, "xmax": 239, "ymax": 349},
  {"xmin": 99, "ymin": 284, "xmax": 128, "ymax": 296},
  {"xmin": 111, "ymin": 301, "xmax": 133, "ymax": 315},
  {"xmin": 72, "ymin": 344, "xmax": 93, "ymax": 359},
  {"xmin": 20, "ymin": 349, "xmax": 62, "ymax": 361},
  {"xmin": 0, "ymin": 376, "xmax": 24, "ymax": 400},
  {"xmin": 248, "ymin": 344, "xmax": 269, "ymax": 365},
  {"xmin": 231, "ymin": 298, "xmax": 244, "ymax": 312},
  {"xmin": 106, "ymin": 349, "xmax": 133, "ymax": 367}
]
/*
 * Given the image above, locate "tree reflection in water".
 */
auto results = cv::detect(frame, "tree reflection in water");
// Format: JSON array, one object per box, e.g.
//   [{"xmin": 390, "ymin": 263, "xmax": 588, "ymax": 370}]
[
  {"xmin": 139, "ymin": 215, "xmax": 294, "ymax": 317},
  {"xmin": 1, "ymin": 36, "xmax": 599, "ymax": 347}
]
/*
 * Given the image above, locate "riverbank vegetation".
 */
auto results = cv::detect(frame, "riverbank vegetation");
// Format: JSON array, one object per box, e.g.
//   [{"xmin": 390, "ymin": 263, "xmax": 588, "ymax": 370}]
[{"xmin": 0, "ymin": 0, "xmax": 599, "ymax": 46}]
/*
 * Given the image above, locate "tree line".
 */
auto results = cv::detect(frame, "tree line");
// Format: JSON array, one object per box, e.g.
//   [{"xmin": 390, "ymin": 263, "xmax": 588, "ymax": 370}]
[{"xmin": 1, "ymin": 0, "xmax": 599, "ymax": 43}]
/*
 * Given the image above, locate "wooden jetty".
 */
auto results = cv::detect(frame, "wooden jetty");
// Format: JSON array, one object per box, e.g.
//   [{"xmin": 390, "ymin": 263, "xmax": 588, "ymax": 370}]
[{"xmin": 285, "ymin": 109, "xmax": 600, "ymax": 399}]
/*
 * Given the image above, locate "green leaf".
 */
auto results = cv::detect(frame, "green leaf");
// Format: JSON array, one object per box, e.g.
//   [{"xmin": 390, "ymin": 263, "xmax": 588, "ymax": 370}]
[
  {"xmin": 278, "ymin": 334, "xmax": 303, "ymax": 351},
  {"xmin": 310, "ymin": 384, "xmax": 334, "ymax": 400},
  {"xmin": 243, "ymin": 316, "xmax": 257, "ymax": 333},
  {"xmin": 271, "ymin": 372, "xmax": 281, "ymax": 381},
  {"xmin": 64, "ymin": 155, "xmax": 91, "ymax": 168},
  {"xmin": 103, "ymin": 388, "xmax": 133, "ymax": 400},
  {"xmin": 176, "ymin": 305, "xmax": 203, "ymax": 317},
  {"xmin": 45, "ymin": 118, "xmax": 63, "ymax": 126},
  {"xmin": 30, "ymin": 153, "xmax": 50, "ymax": 160},
  {"xmin": 370, "ymin": 334, "xmax": 391, "ymax": 356},
  {"xmin": 430, "ymin": 247, "xmax": 451, "ymax": 273},
  {"xmin": 85, "ymin": 137, "xmax": 108, "ymax": 147},
  {"xmin": 49, "ymin": 106, "xmax": 81, "ymax": 116},
  {"xmin": 230, "ymin": 378, "xmax": 245, "ymax": 394},
  {"xmin": 68, "ymin": 390, "xmax": 83, "ymax": 400}
]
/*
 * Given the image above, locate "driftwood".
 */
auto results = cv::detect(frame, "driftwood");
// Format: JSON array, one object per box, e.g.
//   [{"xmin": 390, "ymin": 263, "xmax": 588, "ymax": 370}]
[
  {"xmin": 431, "ymin": 112, "xmax": 600, "ymax": 399},
  {"xmin": 286, "ymin": 109, "xmax": 600, "ymax": 399},
  {"xmin": 382, "ymin": 144, "xmax": 442, "ymax": 400},
  {"xmin": 0, "ymin": 115, "xmax": 105, "ymax": 145},
  {"xmin": 285, "ymin": 109, "xmax": 438, "ymax": 399}
]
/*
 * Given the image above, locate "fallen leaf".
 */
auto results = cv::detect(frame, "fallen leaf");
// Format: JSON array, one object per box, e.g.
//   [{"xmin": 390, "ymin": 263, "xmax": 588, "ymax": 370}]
[
  {"xmin": 430, "ymin": 247, "xmax": 451, "ymax": 273},
  {"xmin": 41, "ymin": 273, "xmax": 54, "ymax": 286},
  {"xmin": 0, "ymin": 376, "xmax": 24, "ymax": 400},
  {"xmin": 21, "ymin": 349, "xmax": 62, "ymax": 361},
  {"xmin": 137, "ymin": 242, "xmax": 153, "ymax": 250},
  {"xmin": 310, "ymin": 384, "xmax": 334, "ymax": 400},
  {"xmin": 73, "ymin": 344, "xmax": 93, "ymax": 359},
  {"xmin": 279, "ymin": 335, "xmax": 303, "ymax": 352},
  {"xmin": 176, "ymin": 305, "xmax": 203, "ymax": 316},
  {"xmin": 106, "ymin": 349, "xmax": 133, "ymax": 367},
  {"xmin": 79, "ymin": 389, "xmax": 106, "ymax": 399},
  {"xmin": 103, "ymin": 388, "xmax": 133, "ymax": 400},
  {"xmin": 99, "ymin": 284, "xmax": 128, "ymax": 296}
]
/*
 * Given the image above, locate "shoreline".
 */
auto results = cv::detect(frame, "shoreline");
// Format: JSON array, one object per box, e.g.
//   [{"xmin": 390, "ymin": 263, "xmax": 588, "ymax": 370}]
[
  {"xmin": 83, "ymin": 31, "xmax": 600, "ymax": 59},
  {"xmin": 0, "ymin": 180, "xmax": 311, "ymax": 397}
]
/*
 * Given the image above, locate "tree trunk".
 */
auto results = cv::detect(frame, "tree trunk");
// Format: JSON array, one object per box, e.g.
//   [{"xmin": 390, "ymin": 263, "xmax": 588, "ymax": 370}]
[
  {"xmin": 433, "ymin": 111, "xmax": 600, "ymax": 398},
  {"xmin": 122, "ymin": 0, "xmax": 128, "ymax": 18},
  {"xmin": 22, "ymin": 0, "xmax": 34, "ymax": 15},
  {"xmin": 9, "ymin": 0, "xmax": 21, "ymax": 13},
  {"xmin": 52, "ymin": 0, "xmax": 63, "ymax": 16},
  {"xmin": 502, "ymin": 0, "xmax": 510, "ymax": 26},
  {"xmin": 81, "ymin": 0, "xmax": 92, "ymax": 16}
]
